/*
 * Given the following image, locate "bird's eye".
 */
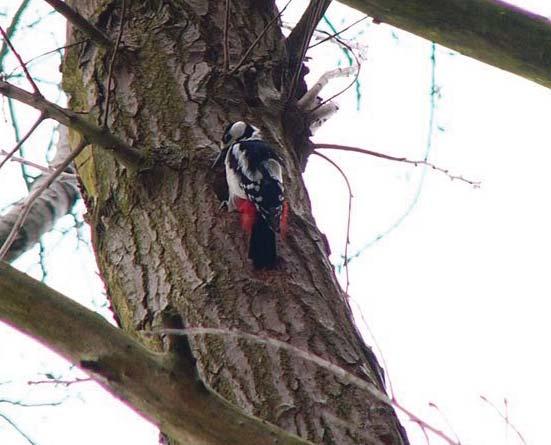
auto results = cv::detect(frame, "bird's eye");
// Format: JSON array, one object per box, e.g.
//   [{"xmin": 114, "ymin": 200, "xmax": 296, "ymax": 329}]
[{"xmin": 222, "ymin": 133, "xmax": 231, "ymax": 144}]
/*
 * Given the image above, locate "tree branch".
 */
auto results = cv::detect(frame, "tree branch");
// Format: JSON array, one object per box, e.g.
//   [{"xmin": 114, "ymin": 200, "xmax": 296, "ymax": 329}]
[
  {"xmin": 285, "ymin": 0, "xmax": 332, "ymax": 100},
  {"xmin": 0, "ymin": 80, "xmax": 146, "ymax": 169},
  {"xmin": 314, "ymin": 143, "xmax": 480, "ymax": 187},
  {"xmin": 0, "ymin": 127, "xmax": 79, "ymax": 263},
  {"xmin": 0, "ymin": 262, "xmax": 313, "ymax": 445},
  {"xmin": 42, "ymin": 0, "xmax": 112, "ymax": 48},
  {"xmin": 0, "ymin": 138, "xmax": 89, "ymax": 260},
  {"xmin": 339, "ymin": 0, "xmax": 551, "ymax": 90}
]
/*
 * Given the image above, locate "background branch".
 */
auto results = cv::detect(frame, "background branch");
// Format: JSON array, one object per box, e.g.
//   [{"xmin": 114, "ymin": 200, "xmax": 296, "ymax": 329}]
[
  {"xmin": 314, "ymin": 143, "xmax": 480, "ymax": 187},
  {"xmin": 338, "ymin": 0, "xmax": 551, "ymax": 90},
  {"xmin": 0, "ymin": 127, "xmax": 79, "ymax": 263},
  {"xmin": 42, "ymin": 0, "xmax": 112, "ymax": 48}
]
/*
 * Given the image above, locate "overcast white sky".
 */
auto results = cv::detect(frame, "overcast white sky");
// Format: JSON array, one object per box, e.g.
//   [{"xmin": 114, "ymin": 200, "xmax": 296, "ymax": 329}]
[{"xmin": 1, "ymin": 1, "xmax": 551, "ymax": 444}]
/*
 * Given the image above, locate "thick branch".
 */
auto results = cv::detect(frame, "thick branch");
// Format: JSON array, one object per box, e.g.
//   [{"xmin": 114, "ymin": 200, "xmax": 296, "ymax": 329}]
[
  {"xmin": 43, "ymin": 0, "xmax": 112, "ymax": 48},
  {"xmin": 339, "ymin": 0, "xmax": 551, "ymax": 89},
  {"xmin": 0, "ymin": 80, "xmax": 145, "ymax": 168},
  {"xmin": 0, "ymin": 262, "xmax": 312, "ymax": 445}
]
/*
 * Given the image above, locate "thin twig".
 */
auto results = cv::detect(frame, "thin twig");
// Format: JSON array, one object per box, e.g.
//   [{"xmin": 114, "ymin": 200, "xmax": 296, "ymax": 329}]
[
  {"xmin": 0, "ymin": 413, "xmax": 37, "ymax": 445},
  {"xmin": 0, "ymin": 139, "xmax": 89, "ymax": 260},
  {"xmin": 480, "ymin": 395, "xmax": 527, "ymax": 445},
  {"xmin": 429, "ymin": 402, "xmax": 462, "ymax": 444},
  {"xmin": 411, "ymin": 419, "xmax": 431, "ymax": 445},
  {"xmin": 0, "ymin": 25, "xmax": 41, "ymax": 95},
  {"xmin": 0, "ymin": 399, "xmax": 64, "ymax": 407},
  {"xmin": 0, "ymin": 149, "xmax": 76, "ymax": 177},
  {"xmin": 103, "ymin": 0, "xmax": 126, "ymax": 129},
  {"xmin": 310, "ymin": 37, "xmax": 361, "ymax": 111},
  {"xmin": 0, "ymin": 113, "xmax": 45, "ymax": 171},
  {"xmin": 228, "ymin": 0, "xmax": 294, "ymax": 75},
  {"xmin": 313, "ymin": 151, "xmax": 352, "ymax": 296},
  {"xmin": 308, "ymin": 16, "xmax": 368, "ymax": 49},
  {"xmin": 0, "ymin": 80, "xmax": 145, "ymax": 168},
  {"xmin": 7, "ymin": 40, "xmax": 88, "ymax": 79},
  {"xmin": 314, "ymin": 143, "xmax": 481, "ymax": 187},
  {"xmin": 7, "ymin": 98, "xmax": 33, "ymax": 190},
  {"xmin": 0, "ymin": 0, "xmax": 31, "ymax": 65},
  {"xmin": 42, "ymin": 0, "xmax": 112, "ymax": 48},
  {"xmin": 27, "ymin": 377, "xmax": 92, "ymax": 386},
  {"xmin": 149, "ymin": 326, "xmax": 460, "ymax": 445},
  {"xmin": 392, "ymin": 399, "xmax": 460, "ymax": 445},
  {"xmin": 223, "ymin": 0, "xmax": 231, "ymax": 72},
  {"xmin": 348, "ymin": 297, "xmax": 395, "ymax": 398}
]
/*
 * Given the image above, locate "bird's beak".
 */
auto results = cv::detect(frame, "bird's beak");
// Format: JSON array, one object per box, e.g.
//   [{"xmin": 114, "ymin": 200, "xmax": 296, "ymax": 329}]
[{"xmin": 211, "ymin": 147, "xmax": 227, "ymax": 169}]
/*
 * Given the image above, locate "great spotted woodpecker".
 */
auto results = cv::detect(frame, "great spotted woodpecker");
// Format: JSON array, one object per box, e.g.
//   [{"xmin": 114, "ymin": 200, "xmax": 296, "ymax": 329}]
[{"xmin": 214, "ymin": 121, "xmax": 288, "ymax": 269}]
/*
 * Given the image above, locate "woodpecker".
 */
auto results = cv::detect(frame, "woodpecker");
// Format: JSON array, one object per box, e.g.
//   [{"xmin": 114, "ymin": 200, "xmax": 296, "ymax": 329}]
[{"xmin": 215, "ymin": 121, "xmax": 288, "ymax": 269}]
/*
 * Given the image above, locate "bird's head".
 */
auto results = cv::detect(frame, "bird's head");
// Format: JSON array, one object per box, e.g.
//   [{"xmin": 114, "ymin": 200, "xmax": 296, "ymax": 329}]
[{"xmin": 220, "ymin": 121, "xmax": 261, "ymax": 149}]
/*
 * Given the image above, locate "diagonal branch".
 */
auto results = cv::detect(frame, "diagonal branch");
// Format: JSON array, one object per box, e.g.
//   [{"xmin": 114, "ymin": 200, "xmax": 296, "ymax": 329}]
[
  {"xmin": 314, "ymin": 143, "xmax": 481, "ymax": 187},
  {"xmin": 339, "ymin": 0, "xmax": 551, "ymax": 90},
  {"xmin": 0, "ymin": 25, "xmax": 41, "ymax": 95},
  {"xmin": 0, "ymin": 138, "xmax": 89, "ymax": 260},
  {"xmin": 0, "ymin": 127, "xmax": 79, "ymax": 263},
  {"xmin": 285, "ymin": 0, "xmax": 332, "ymax": 100},
  {"xmin": 42, "ymin": 0, "xmax": 112, "ymax": 48},
  {"xmin": 0, "ymin": 262, "xmax": 313, "ymax": 445},
  {"xmin": 0, "ymin": 80, "xmax": 145, "ymax": 168}
]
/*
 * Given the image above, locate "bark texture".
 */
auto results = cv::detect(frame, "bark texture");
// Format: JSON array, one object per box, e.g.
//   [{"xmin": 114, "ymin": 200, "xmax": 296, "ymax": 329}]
[
  {"xmin": 63, "ymin": 1, "xmax": 406, "ymax": 444},
  {"xmin": 0, "ymin": 127, "xmax": 79, "ymax": 262},
  {"xmin": 0, "ymin": 261, "xmax": 312, "ymax": 445},
  {"xmin": 340, "ymin": 0, "xmax": 551, "ymax": 89}
]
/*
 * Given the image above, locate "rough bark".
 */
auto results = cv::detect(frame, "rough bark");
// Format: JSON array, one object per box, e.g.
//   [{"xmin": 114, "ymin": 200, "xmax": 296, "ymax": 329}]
[
  {"xmin": 0, "ymin": 127, "xmax": 79, "ymax": 262},
  {"xmin": 62, "ymin": 1, "xmax": 406, "ymax": 445},
  {"xmin": 0, "ymin": 261, "xmax": 312, "ymax": 445},
  {"xmin": 340, "ymin": 0, "xmax": 551, "ymax": 89}
]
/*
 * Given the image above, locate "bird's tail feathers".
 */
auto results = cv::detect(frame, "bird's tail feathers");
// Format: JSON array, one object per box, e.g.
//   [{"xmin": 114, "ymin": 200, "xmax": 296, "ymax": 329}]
[{"xmin": 249, "ymin": 217, "xmax": 277, "ymax": 269}]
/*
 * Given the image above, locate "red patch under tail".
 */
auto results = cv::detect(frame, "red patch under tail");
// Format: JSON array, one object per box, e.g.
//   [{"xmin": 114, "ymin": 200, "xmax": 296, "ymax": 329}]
[{"xmin": 236, "ymin": 198, "xmax": 257, "ymax": 234}]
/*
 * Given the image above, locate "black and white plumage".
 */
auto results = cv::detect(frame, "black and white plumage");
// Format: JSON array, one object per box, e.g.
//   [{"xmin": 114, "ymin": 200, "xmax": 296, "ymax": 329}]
[{"xmin": 218, "ymin": 121, "xmax": 287, "ymax": 269}]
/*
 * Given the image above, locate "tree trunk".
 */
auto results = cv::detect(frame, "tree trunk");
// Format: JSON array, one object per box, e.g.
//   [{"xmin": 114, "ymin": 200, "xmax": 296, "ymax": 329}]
[{"xmin": 63, "ymin": 1, "xmax": 407, "ymax": 444}]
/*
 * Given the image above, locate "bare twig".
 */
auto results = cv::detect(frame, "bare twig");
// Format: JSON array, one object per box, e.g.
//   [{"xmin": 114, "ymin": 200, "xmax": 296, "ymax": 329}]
[
  {"xmin": 0, "ymin": 26, "xmax": 41, "ymax": 95},
  {"xmin": 0, "ymin": 398, "xmax": 64, "ymax": 407},
  {"xmin": 7, "ymin": 40, "xmax": 88, "ymax": 79},
  {"xmin": 0, "ymin": 139, "xmax": 89, "ymax": 260},
  {"xmin": 229, "ymin": 0, "xmax": 294, "ymax": 75},
  {"xmin": 311, "ymin": 38, "xmax": 362, "ymax": 111},
  {"xmin": 42, "ymin": 0, "xmax": 112, "ymax": 48},
  {"xmin": 27, "ymin": 377, "xmax": 92, "ymax": 386},
  {"xmin": 0, "ymin": 0, "xmax": 31, "ymax": 64},
  {"xmin": 429, "ymin": 402, "xmax": 462, "ymax": 444},
  {"xmin": 103, "ymin": 0, "xmax": 126, "ymax": 129},
  {"xmin": 0, "ymin": 80, "xmax": 145, "ymax": 168},
  {"xmin": 0, "ymin": 113, "xmax": 45, "ymax": 171},
  {"xmin": 392, "ymin": 399, "xmax": 460, "ymax": 445},
  {"xmin": 0, "ymin": 149, "xmax": 76, "ymax": 177},
  {"xmin": 348, "ymin": 297, "xmax": 395, "ymax": 398},
  {"xmin": 313, "ymin": 151, "xmax": 352, "ymax": 295},
  {"xmin": 480, "ymin": 395, "xmax": 527, "ymax": 445},
  {"xmin": 411, "ymin": 419, "xmax": 430, "ymax": 445},
  {"xmin": 0, "ymin": 412, "xmax": 37, "ymax": 445},
  {"xmin": 314, "ymin": 143, "xmax": 481, "ymax": 187},
  {"xmin": 309, "ymin": 16, "xmax": 369, "ymax": 49},
  {"xmin": 223, "ymin": 0, "xmax": 231, "ymax": 72}
]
